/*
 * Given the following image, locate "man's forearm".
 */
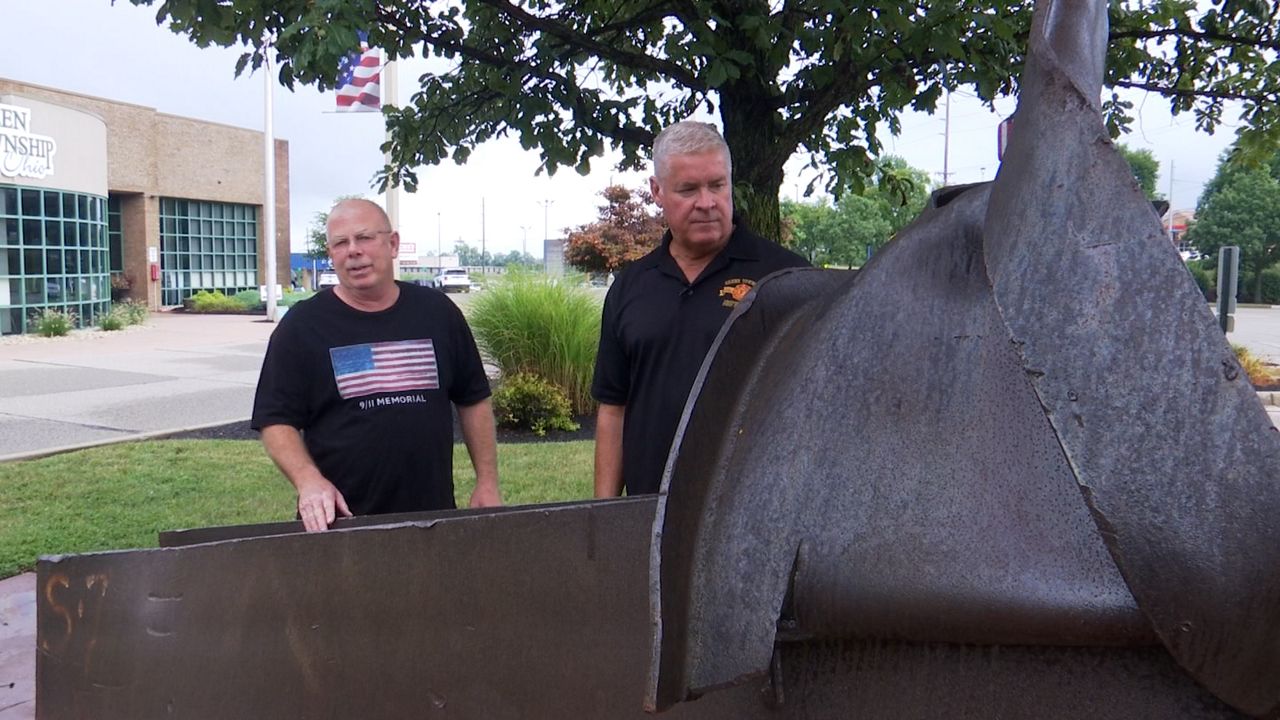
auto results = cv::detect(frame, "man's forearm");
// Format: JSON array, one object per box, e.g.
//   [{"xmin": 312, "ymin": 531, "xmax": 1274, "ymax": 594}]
[
  {"xmin": 458, "ymin": 398, "xmax": 500, "ymax": 494},
  {"xmin": 594, "ymin": 403, "xmax": 625, "ymax": 497},
  {"xmin": 260, "ymin": 424, "xmax": 325, "ymax": 490}
]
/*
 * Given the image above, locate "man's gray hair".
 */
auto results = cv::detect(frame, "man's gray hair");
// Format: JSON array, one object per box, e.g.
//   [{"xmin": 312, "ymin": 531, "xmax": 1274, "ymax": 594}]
[{"xmin": 652, "ymin": 121, "xmax": 732, "ymax": 180}]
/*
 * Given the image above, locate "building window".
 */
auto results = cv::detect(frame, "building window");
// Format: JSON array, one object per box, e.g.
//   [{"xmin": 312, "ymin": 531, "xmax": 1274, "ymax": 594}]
[
  {"xmin": 107, "ymin": 195, "xmax": 123, "ymax": 273},
  {"xmin": 158, "ymin": 197, "xmax": 259, "ymax": 306},
  {"xmin": 0, "ymin": 184, "xmax": 109, "ymax": 336}
]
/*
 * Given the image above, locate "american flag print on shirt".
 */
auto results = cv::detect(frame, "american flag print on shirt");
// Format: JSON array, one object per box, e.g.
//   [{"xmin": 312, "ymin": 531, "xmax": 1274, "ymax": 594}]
[{"xmin": 329, "ymin": 339, "xmax": 439, "ymax": 400}]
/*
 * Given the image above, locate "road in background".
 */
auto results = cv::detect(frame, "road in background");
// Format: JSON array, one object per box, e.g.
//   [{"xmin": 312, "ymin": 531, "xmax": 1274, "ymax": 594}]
[{"xmin": 1228, "ymin": 307, "xmax": 1280, "ymax": 364}]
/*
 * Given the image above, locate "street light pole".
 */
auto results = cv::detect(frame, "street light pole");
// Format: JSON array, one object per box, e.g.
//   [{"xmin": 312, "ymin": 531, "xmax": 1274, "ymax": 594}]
[
  {"xmin": 540, "ymin": 199, "xmax": 554, "ymax": 272},
  {"xmin": 436, "ymin": 211, "xmax": 442, "ymax": 267}
]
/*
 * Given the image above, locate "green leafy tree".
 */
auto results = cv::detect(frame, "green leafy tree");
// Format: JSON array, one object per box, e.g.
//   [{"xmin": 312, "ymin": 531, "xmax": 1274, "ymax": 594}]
[
  {"xmin": 1117, "ymin": 145, "xmax": 1161, "ymax": 200},
  {"xmin": 783, "ymin": 157, "xmax": 930, "ymax": 267},
  {"xmin": 453, "ymin": 241, "xmax": 489, "ymax": 267},
  {"xmin": 564, "ymin": 185, "xmax": 664, "ymax": 274},
  {"xmin": 135, "ymin": 1, "xmax": 1280, "ymax": 240},
  {"xmin": 1187, "ymin": 159, "xmax": 1280, "ymax": 303}
]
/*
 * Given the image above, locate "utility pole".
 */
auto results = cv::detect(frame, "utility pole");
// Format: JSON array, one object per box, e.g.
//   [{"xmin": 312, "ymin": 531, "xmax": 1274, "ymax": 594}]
[
  {"xmin": 1167, "ymin": 159, "xmax": 1176, "ymax": 249},
  {"xmin": 436, "ymin": 212, "xmax": 442, "ymax": 268},
  {"xmin": 481, "ymin": 197, "xmax": 487, "ymax": 274},
  {"xmin": 941, "ymin": 89, "xmax": 952, "ymax": 187},
  {"xmin": 520, "ymin": 225, "xmax": 530, "ymax": 262}
]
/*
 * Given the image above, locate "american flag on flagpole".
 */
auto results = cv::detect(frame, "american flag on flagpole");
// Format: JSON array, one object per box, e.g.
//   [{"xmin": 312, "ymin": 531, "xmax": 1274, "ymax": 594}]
[
  {"xmin": 335, "ymin": 32, "xmax": 381, "ymax": 112},
  {"xmin": 329, "ymin": 339, "xmax": 439, "ymax": 399}
]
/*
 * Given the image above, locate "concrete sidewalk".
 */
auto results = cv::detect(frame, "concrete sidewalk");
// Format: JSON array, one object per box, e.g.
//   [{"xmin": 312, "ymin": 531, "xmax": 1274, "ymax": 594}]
[{"xmin": 0, "ymin": 312, "xmax": 274, "ymax": 461}]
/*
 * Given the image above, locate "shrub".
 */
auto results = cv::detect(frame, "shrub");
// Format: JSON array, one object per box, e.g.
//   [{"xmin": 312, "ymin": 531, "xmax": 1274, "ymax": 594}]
[
  {"xmin": 281, "ymin": 290, "xmax": 313, "ymax": 307},
  {"xmin": 29, "ymin": 308, "xmax": 76, "ymax": 337},
  {"xmin": 468, "ymin": 270, "xmax": 601, "ymax": 414},
  {"xmin": 233, "ymin": 289, "xmax": 265, "ymax": 310},
  {"xmin": 187, "ymin": 290, "xmax": 249, "ymax": 313},
  {"xmin": 1185, "ymin": 262, "xmax": 1215, "ymax": 302},
  {"xmin": 492, "ymin": 373, "xmax": 580, "ymax": 436},
  {"xmin": 1232, "ymin": 344, "xmax": 1277, "ymax": 388},
  {"xmin": 118, "ymin": 299, "xmax": 150, "ymax": 325},
  {"xmin": 1258, "ymin": 267, "xmax": 1280, "ymax": 305},
  {"xmin": 96, "ymin": 308, "xmax": 126, "ymax": 331}
]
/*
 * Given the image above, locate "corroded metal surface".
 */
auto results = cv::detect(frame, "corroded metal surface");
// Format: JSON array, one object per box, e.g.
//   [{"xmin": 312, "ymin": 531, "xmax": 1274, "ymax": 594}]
[
  {"xmin": 37, "ymin": 499, "xmax": 768, "ymax": 719},
  {"xmin": 37, "ymin": 500, "xmax": 1248, "ymax": 720},
  {"xmin": 648, "ymin": 0, "xmax": 1280, "ymax": 716}
]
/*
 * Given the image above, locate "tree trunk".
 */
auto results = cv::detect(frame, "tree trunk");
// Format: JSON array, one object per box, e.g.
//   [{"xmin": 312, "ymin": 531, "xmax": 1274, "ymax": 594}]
[{"xmin": 719, "ymin": 88, "xmax": 790, "ymax": 244}]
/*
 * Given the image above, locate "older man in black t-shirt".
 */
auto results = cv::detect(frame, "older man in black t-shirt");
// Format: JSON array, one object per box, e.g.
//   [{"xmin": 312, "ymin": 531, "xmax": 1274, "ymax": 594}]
[
  {"xmin": 252, "ymin": 199, "xmax": 500, "ymax": 531},
  {"xmin": 591, "ymin": 122, "xmax": 809, "ymax": 497}
]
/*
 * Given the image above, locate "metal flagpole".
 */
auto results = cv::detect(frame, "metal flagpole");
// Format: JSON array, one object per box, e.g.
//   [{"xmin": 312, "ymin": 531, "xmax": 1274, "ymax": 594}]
[
  {"xmin": 263, "ymin": 40, "xmax": 279, "ymax": 322},
  {"xmin": 383, "ymin": 54, "xmax": 400, "ymax": 278}
]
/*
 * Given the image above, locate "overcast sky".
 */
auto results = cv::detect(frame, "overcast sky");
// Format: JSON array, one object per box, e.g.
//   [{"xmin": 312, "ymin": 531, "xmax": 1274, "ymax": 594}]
[{"xmin": 1, "ymin": 1, "xmax": 1242, "ymax": 257}]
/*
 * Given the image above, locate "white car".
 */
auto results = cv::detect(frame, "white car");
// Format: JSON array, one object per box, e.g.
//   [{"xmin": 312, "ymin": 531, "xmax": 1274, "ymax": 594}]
[{"xmin": 432, "ymin": 268, "xmax": 473, "ymax": 293}]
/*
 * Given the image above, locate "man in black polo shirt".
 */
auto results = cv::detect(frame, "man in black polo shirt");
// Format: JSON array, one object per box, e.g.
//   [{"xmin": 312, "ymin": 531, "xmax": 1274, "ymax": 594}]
[{"xmin": 591, "ymin": 121, "xmax": 810, "ymax": 497}]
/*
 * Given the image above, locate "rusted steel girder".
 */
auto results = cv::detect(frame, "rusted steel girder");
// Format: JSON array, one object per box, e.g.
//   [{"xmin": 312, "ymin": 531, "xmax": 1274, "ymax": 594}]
[
  {"xmin": 38, "ymin": 499, "xmax": 771, "ymax": 719},
  {"xmin": 37, "ymin": 499, "xmax": 1246, "ymax": 719},
  {"xmin": 648, "ymin": 0, "xmax": 1280, "ymax": 717}
]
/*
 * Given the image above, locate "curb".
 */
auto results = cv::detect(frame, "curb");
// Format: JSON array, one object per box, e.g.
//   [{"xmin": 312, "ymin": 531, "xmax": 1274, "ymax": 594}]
[{"xmin": 0, "ymin": 417, "xmax": 253, "ymax": 464}]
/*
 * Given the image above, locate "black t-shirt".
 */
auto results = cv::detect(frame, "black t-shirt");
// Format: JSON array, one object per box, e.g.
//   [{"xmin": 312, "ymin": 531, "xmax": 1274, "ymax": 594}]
[
  {"xmin": 591, "ymin": 220, "xmax": 809, "ymax": 495},
  {"xmin": 251, "ymin": 282, "xmax": 490, "ymax": 514}
]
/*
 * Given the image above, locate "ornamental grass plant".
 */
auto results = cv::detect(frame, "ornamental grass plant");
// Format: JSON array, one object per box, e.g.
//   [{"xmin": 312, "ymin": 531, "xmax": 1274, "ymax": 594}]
[
  {"xmin": 29, "ymin": 307, "xmax": 75, "ymax": 337},
  {"xmin": 468, "ymin": 271, "xmax": 601, "ymax": 414}
]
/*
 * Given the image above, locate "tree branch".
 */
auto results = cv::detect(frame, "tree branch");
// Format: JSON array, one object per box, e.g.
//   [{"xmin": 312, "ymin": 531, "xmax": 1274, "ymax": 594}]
[
  {"xmin": 1112, "ymin": 79, "xmax": 1278, "ymax": 104},
  {"xmin": 1109, "ymin": 27, "xmax": 1280, "ymax": 52},
  {"xmin": 470, "ymin": 0, "xmax": 705, "ymax": 89}
]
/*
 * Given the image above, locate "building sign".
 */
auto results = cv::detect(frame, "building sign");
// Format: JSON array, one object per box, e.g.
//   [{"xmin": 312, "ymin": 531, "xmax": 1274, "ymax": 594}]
[{"xmin": 0, "ymin": 103, "xmax": 57, "ymax": 179}]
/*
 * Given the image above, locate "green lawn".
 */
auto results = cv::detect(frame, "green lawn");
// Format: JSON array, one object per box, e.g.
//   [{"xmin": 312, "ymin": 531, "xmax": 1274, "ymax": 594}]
[{"xmin": 0, "ymin": 439, "xmax": 593, "ymax": 578}]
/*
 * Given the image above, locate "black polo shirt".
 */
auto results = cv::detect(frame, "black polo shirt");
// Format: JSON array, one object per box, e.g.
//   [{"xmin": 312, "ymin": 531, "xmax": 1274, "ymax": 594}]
[{"xmin": 591, "ymin": 219, "xmax": 809, "ymax": 495}]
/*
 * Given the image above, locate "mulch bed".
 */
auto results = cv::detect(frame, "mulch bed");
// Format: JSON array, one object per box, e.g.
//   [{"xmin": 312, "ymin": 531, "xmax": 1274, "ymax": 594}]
[{"xmin": 164, "ymin": 413, "xmax": 596, "ymax": 444}]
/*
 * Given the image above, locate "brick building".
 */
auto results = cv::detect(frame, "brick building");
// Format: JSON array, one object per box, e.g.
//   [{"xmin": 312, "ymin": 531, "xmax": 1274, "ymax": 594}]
[{"xmin": 0, "ymin": 78, "xmax": 289, "ymax": 335}]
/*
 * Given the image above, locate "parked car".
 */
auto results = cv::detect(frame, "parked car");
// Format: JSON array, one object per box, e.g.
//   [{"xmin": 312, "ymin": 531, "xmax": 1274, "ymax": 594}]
[{"xmin": 432, "ymin": 268, "xmax": 473, "ymax": 293}]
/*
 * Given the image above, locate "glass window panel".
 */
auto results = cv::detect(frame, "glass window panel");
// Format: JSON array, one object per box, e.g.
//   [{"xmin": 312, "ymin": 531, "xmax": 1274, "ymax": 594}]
[
  {"xmin": 23, "ymin": 249, "xmax": 41, "ymax": 274},
  {"xmin": 214, "ymin": 272, "xmax": 225, "ymax": 287},
  {"xmin": 20, "ymin": 189, "xmax": 40, "ymax": 216},
  {"xmin": 6, "ymin": 308, "xmax": 21, "ymax": 335},
  {"xmin": 43, "ymin": 192, "xmax": 60, "ymax": 218},
  {"xmin": 80, "ymin": 250, "xmax": 91, "ymax": 273},
  {"xmin": 21, "ymin": 219, "xmax": 40, "ymax": 245},
  {"xmin": 23, "ymin": 277, "xmax": 42, "ymax": 303},
  {"xmin": 7, "ymin": 279, "xmax": 21, "ymax": 306},
  {"xmin": 109, "ymin": 235, "xmax": 122, "ymax": 272},
  {"xmin": 45, "ymin": 222, "xmax": 62, "ymax": 246},
  {"xmin": 3, "ymin": 247, "xmax": 18, "ymax": 274},
  {"xmin": 201, "ymin": 271, "xmax": 213, "ymax": 288},
  {"xmin": 64, "ymin": 278, "xmax": 79, "ymax": 302},
  {"xmin": 62, "ymin": 194, "xmax": 77, "ymax": 219},
  {"xmin": 81, "ymin": 277, "xmax": 93, "ymax": 302},
  {"xmin": 64, "ymin": 250, "xmax": 79, "ymax": 273},
  {"xmin": 0, "ymin": 187, "xmax": 15, "ymax": 216},
  {"xmin": 77, "ymin": 195, "xmax": 89, "ymax": 221},
  {"xmin": 2, "ymin": 218, "xmax": 17, "ymax": 245},
  {"xmin": 45, "ymin": 249, "xmax": 63, "ymax": 274}
]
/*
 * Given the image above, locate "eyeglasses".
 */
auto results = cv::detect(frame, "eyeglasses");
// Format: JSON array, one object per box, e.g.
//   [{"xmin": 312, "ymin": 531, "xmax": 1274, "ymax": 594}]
[{"xmin": 327, "ymin": 229, "xmax": 393, "ymax": 250}]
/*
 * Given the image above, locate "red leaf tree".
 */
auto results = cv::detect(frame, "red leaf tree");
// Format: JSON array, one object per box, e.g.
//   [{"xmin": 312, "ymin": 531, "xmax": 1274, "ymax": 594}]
[{"xmin": 564, "ymin": 185, "xmax": 665, "ymax": 274}]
